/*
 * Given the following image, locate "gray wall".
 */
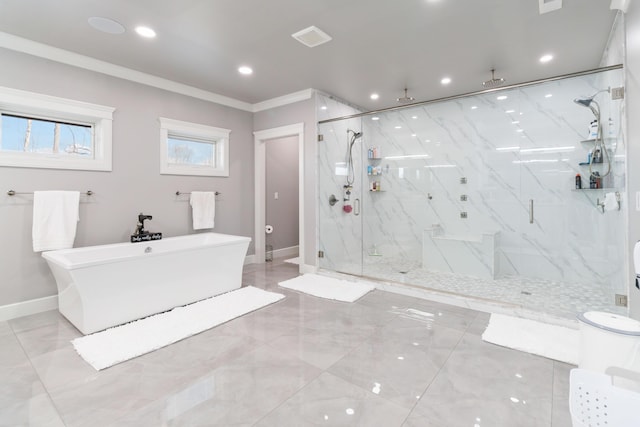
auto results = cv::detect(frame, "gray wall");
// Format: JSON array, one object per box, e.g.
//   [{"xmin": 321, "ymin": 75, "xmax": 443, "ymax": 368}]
[
  {"xmin": 625, "ymin": 5, "xmax": 640, "ymax": 319},
  {"xmin": 253, "ymin": 98, "xmax": 317, "ymax": 268},
  {"xmin": 0, "ymin": 48, "xmax": 255, "ymax": 306},
  {"xmin": 265, "ymin": 136, "xmax": 299, "ymax": 251}
]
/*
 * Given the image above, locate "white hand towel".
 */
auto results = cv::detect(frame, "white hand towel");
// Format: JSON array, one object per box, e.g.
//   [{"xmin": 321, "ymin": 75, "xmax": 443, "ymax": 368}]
[
  {"xmin": 190, "ymin": 191, "xmax": 216, "ymax": 230},
  {"xmin": 604, "ymin": 192, "xmax": 618, "ymax": 211},
  {"xmin": 32, "ymin": 191, "xmax": 80, "ymax": 252}
]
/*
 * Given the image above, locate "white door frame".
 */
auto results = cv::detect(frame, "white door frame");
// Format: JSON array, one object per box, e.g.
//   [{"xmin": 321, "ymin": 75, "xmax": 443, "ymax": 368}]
[{"xmin": 254, "ymin": 123, "xmax": 305, "ymax": 269}]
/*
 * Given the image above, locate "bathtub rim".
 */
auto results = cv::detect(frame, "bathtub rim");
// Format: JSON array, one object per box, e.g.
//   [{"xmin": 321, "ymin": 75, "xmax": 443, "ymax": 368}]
[{"xmin": 42, "ymin": 232, "xmax": 251, "ymax": 270}]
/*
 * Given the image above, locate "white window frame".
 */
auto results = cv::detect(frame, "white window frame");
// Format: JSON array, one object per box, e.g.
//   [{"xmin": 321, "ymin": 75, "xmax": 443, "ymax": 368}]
[
  {"xmin": 0, "ymin": 86, "xmax": 114, "ymax": 171},
  {"xmin": 159, "ymin": 117, "xmax": 230, "ymax": 177}
]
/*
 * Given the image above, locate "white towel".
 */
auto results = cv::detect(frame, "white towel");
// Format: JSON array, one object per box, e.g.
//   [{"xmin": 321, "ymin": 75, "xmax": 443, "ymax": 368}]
[
  {"xmin": 604, "ymin": 192, "xmax": 618, "ymax": 211},
  {"xmin": 189, "ymin": 191, "xmax": 216, "ymax": 230},
  {"xmin": 32, "ymin": 191, "xmax": 80, "ymax": 252}
]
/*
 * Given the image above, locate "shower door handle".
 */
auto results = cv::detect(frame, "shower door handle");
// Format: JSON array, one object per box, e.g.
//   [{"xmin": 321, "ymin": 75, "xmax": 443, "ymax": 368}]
[
  {"xmin": 529, "ymin": 199, "xmax": 534, "ymax": 224},
  {"xmin": 354, "ymin": 198, "xmax": 360, "ymax": 216}
]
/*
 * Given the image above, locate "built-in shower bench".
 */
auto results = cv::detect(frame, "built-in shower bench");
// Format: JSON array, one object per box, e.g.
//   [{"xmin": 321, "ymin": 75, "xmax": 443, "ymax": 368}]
[{"xmin": 422, "ymin": 224, "xmax": 499, "ymax": 279}]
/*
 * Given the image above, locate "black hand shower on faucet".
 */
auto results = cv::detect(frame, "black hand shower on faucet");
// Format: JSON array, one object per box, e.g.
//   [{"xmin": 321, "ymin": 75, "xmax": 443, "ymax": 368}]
[{"xmin": 136, "ymin": 213, "xmax": 152, "ymax": 235}]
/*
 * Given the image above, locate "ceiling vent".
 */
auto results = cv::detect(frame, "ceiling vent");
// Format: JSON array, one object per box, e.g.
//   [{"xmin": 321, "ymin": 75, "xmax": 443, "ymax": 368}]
[
  {"xmin": 539, "ymin": 0, "xmax": 562, "ymax": 14},
  {"xmin": 292, "ymin": 26, "xmax": 332, "ymax": 48}
]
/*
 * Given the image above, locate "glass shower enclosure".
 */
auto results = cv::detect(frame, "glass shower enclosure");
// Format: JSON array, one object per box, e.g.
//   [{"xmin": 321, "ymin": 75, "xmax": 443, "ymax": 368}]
[{"xmin": 317, "ymin": 67, "xmax": 627, "ymax": 320}]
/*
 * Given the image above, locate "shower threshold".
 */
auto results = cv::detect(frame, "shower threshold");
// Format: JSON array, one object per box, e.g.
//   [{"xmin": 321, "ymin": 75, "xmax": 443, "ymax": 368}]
[{"xmin": 320, "ymin": 263, "xmax": 625, "ymax": 327}]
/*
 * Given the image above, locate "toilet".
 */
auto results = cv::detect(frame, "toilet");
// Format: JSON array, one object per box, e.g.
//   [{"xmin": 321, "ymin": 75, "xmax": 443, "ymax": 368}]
[{"xmin": 578, "ymin": 312, "xmax": 640, "ymax": 370}]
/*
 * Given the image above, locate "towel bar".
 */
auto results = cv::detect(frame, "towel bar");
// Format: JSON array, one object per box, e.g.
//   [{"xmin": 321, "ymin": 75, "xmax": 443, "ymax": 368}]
[
  {"xmin": 175, "ymin": 191, "xmax": 221, "ymax": 196},
  {"xmin": 7, "ymin": 190, "xmax": 93, "ymax": 196}
]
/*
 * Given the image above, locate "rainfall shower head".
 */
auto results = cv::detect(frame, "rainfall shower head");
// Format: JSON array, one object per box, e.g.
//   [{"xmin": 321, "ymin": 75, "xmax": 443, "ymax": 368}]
[
  {"xmin": 482, "ymin": 69, "xmax": 506, "ymax": 88},
  {"xmin": 397, "ymin": 88, "xmax": 415, "ymax": 103}
]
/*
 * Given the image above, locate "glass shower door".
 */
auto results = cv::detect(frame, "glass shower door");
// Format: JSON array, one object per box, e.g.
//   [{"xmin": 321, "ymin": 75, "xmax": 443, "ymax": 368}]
[{"xmin": 317, "ymin": 120, "xmax": 364, "ymax": 276}]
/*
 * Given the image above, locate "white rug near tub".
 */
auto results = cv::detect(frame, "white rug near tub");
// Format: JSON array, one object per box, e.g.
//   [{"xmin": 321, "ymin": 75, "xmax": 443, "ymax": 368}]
[
  {"xmin": 278, "ymin": 273, "xmax": 375, "ymax": 302},
  {"xmin": 72, "ymin": 286, "xmax": 284, "ymax": 370},
  {"xmin": 482, "ymin": 313, "xmax": 580, "ymax": 365}
]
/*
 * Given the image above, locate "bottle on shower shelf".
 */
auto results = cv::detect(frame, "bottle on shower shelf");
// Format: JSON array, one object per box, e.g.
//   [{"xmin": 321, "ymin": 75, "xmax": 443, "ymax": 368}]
[{"xmin": 575, "ymin": 174, "xmax": 582, "ymax": 189}]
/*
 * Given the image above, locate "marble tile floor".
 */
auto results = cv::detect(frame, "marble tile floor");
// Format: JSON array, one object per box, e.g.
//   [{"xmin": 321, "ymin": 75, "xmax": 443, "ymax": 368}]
[{"xmin": 2, "ymin": 258, "xmax": 574, "ymax": 426}]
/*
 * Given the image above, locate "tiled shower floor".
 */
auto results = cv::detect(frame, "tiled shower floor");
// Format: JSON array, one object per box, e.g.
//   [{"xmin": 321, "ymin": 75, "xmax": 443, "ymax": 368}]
[{"xmin": 331, "ymin": 257, "xmax": 626, "ymax": 323}]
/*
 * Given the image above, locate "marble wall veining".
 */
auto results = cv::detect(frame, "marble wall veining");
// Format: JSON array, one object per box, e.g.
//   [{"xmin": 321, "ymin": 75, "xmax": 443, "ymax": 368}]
[{"xmin": 317, "ymin": 69, "xmax": 627, "ymax": 304}]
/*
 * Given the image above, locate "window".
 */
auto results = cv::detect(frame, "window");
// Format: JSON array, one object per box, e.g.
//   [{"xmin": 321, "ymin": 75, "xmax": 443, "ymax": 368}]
[
  {"xmin": 0, "ymin": 86, "xmax": 114, "ymax": 171},
  {"xmin": 159, "ymin": 117, "xmax": 230, "ymax": 177}
]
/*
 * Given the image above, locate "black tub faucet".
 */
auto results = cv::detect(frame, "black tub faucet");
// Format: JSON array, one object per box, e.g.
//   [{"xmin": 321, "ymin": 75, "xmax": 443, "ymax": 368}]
[{"xmin": 136, "ymin": 213, "xmax": 152, "ymax": 235}]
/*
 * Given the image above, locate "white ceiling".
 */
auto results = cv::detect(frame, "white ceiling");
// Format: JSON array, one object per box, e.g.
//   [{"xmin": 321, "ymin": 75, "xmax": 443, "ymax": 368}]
[{"xmin": 0, "ymin": 0, "xmax": 619, "ymax": 111}]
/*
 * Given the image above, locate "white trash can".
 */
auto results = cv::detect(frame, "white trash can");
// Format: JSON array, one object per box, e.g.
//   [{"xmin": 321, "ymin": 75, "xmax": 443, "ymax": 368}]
[{"xmin": 578, "ymin": 311, "xmax": 640, "ymax": 391}]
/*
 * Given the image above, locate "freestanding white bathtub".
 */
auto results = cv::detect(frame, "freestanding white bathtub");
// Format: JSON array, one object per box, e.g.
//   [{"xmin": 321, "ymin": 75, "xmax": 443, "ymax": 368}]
[{"xmin": 42, "ymin": 233, "xmax": 251, "ymax": 334}]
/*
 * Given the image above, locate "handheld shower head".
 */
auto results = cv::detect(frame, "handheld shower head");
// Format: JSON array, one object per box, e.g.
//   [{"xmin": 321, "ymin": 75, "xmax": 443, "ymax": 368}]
[{"xmin": 573, "ymin": 97, "xmax": 594, "ymax": 108}]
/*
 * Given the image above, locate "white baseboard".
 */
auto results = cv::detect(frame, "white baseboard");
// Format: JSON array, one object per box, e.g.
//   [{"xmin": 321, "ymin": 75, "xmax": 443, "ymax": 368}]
[
  {"xmin": 0, "ymin": 295, "xmax": 58, "ymax": 322},
  {"xmin": 272, "ymin": 245, "xmax": 299, "ymax": 259},
  {"xmin": 246, "ymin": 246, "xmax": 300, "ymax": 264}
]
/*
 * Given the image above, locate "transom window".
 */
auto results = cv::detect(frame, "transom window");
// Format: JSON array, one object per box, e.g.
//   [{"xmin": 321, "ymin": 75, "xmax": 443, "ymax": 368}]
[
  {"xmin": 0, "ymin": 86, "xmax": 114, "ymax": 171},
  {"xmin": 1, "ymin": 113, "xmax": 93, "ymax": 157},
  {"xmin": 159, "ymin": 117, "xmax": 230, "ymax": 177}
]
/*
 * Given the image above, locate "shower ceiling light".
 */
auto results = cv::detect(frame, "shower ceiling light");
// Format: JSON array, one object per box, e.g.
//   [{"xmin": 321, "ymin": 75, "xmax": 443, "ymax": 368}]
[
  {"xmin": 441, "ymin": 77, "xmax": 451, "ymax": 85},
  {"xmin": 539, "ymin": 54, "xmax": 554, "ymax": 63},
  {"xmin": 371, "ymin": 117, "xmax": 380, "ymax": 121},
  {"xmin": 497, "ymin": 95, "xmax": 508, "ymax": 100},
  {"xmin": 370, "ymin": 93, "xmax": 379, "ymax": 100},
  {"xmin": 471, "ymin": 106, "xmax": 478, "ymax": 110},
  {"xmin": 545, "ymin": 94, "xmax": 553, "ymax": 98},
  {"xmin": 238, "ymin": 66, "xmax": 253, "ymax": 75}
]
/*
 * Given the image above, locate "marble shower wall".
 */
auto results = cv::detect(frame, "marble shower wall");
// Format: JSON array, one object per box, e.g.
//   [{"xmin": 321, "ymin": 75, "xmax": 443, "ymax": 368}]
[{"xmin": 317, "ymin": 69, "xmax": 627, "ymax": 298}]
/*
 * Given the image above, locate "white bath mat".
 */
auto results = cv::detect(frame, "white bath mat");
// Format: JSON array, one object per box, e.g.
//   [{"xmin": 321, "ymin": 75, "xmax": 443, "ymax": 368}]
[
  {"xmin": 278, "ymin": 273, "xmax": 375, "ymax": 302},
  {"xmin": 482, "ymin": 313, "xmax": 580, "ymax": 365},
  {"xmin": 72, "ymin": 286, "xmax": 284, "ymax": 370},
  {"xmin": 284, "ymin": 257, "xmax": 300, "ymax": 265}
]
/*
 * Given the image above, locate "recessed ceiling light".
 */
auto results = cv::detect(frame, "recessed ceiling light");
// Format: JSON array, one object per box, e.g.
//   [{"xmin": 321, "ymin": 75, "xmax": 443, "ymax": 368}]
[
  {"xmin": 539, "ymin": 54, "xmax": 553, "ymax": 63},
  {"xmin": 497, "ymin": 95, "xmax": 508, "ymax": 100},
  {"xmin": 88, "ymin": 17, "xmax": 125, "ymax": 34},
  {"xmin": 512, "ymin": 120, "xmax": 520, "ymax": 124},
  {"xmin": 320, "ymin": 106, "xmax": 327, "ymax": 110},
  {"xmin": 372, "ymin": 116, "xmax": 380, "ymax": 121},
  {"xmin": 441, "ymin": 77, "xmax": 452, "ymax": 85},
  {"xmin": 238, "ymin": 66, "xmax": 253, "ymax": 75},
  {"xmin": 516, "ymin": 129, "xmax": 524, "ymax": 133},
  {"xmin": 395, "ymin": 125, "xmax": 402, "ymax": 129},
  {"xmin": 545, "ymin": 93, "xmax": 553, "ymax": 98},
  {"xmin": 412, "ymin": 115, "xmax": 418, "ymax": 119},
  {"xmin": 135, "ymin": 26, "xmax": 156, "ymax": 38},
  {"xmin": 370, "ymin": 93, "xmax": 379, "ymax": 100},
  {"xmin": 471, "ymin": 106, "xmax": 478, "ymax": 110},
  {"xmin": 412, "ymin": 133, "xmax": 417, "ymax": 137},
  {"xmin": 505, "ymin": 109, "xmax": 515, "ymax": 113}
]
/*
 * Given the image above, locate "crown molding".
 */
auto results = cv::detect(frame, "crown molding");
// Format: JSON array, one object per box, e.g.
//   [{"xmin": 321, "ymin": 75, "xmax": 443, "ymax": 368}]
[
  {"xmin": 0, "ymin": 32, "xmax": 254, "ymax": 112},
  {"xmin": 252, "ymin": 89, "xmax": 315, "ymax": 112}
]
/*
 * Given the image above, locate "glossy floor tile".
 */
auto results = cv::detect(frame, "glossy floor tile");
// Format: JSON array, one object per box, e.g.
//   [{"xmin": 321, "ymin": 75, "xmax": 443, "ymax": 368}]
[{"xmin": 1, "ymin": 258, "xmax": 573, "ymax": 426}]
